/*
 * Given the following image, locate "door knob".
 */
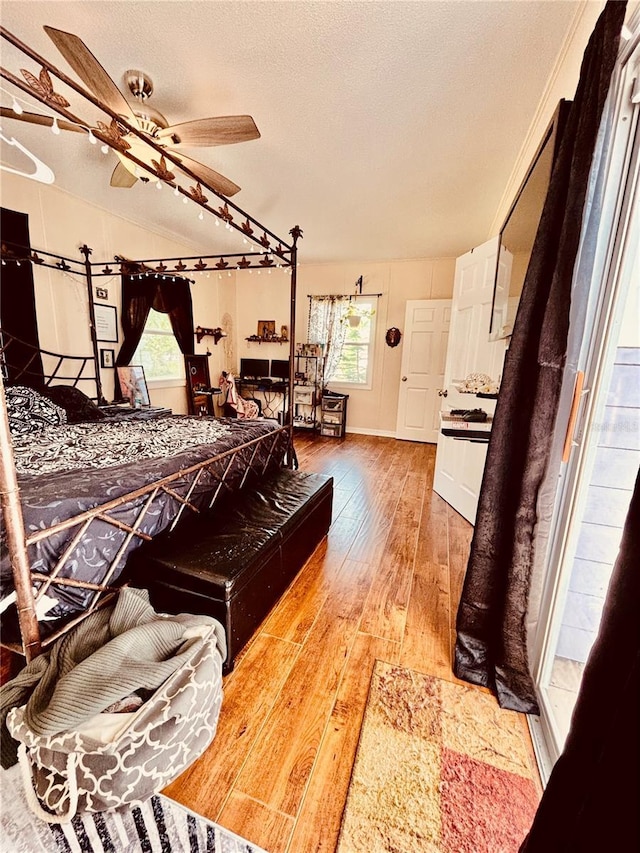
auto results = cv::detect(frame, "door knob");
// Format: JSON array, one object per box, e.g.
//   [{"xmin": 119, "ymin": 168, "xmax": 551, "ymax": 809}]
[
  {"xmin": 438, "ymin": 389, "xmax": 448, "ymax": 397},
  {"xmin": 401, "ymin": 376, "xmax": 407, "ymax": 382}
]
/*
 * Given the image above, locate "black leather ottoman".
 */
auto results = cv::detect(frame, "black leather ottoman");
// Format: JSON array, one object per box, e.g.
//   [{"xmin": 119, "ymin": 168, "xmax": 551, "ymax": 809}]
[{"xmin": 129, "ymin": 469, "xmax": 333, "ymax": 672}]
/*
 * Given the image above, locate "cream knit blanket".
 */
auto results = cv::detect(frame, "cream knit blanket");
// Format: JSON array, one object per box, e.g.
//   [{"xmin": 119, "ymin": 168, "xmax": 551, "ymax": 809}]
[{"xmin": 0, "ymin": 588, "xmax": 226, "ymax": 767}]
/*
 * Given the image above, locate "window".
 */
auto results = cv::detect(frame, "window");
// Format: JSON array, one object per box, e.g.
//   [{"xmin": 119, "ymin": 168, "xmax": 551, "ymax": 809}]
[
  {"xmin": 133, "ymin": 310, "xmax": 184, "ymax": 383},
  {"xmin": 332, "ymin": 299, "xmax": 376, "ymax": 386}
]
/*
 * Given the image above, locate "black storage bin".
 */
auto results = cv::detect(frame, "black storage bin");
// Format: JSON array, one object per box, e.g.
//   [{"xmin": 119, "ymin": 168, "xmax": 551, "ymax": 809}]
[{"xmin": 129, "ymin": 470, "xmax": 333, "ymax": 672}]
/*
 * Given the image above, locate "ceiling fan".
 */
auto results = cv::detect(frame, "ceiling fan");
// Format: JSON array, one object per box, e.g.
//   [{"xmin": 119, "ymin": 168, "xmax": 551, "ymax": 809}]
[{"xmin": 1, "ymin": 25, "xmax": 260, "ymax": 196}]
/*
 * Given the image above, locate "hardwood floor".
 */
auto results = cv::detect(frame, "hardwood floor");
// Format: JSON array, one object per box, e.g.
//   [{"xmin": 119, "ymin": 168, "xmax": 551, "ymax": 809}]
[{"xmin": 163, "ymin": 433, "xmax": 496, "ymax": 852}]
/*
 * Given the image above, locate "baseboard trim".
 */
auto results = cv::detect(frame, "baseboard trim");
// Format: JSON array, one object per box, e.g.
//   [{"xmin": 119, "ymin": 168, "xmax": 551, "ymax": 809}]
[{"xmin": 345, "ymin": 427, "xmax": 397, "ymax": 438}]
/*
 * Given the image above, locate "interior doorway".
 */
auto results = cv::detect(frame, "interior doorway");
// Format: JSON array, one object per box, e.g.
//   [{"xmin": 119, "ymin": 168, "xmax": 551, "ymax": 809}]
[
  {"xmin": 395, "ymin": 299, "xmax": 451, "ymax": 443},
  {"xmin": 433, "ymin": 236, "xmax": 507, "ymax": 523}
]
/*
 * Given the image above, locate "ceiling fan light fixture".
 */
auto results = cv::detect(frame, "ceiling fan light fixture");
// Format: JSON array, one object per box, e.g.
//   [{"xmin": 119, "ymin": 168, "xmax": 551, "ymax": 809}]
[
  {"xmin": 51, "ymin": 116, "xmax": 60, "ymax": 135},
  {"xmin": 11, "ymin": 97, "xmax": 23, "ymax": 115}
]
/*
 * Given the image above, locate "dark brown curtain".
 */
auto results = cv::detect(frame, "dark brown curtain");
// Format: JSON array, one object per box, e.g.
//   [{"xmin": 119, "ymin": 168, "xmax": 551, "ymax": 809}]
[
  {"xmin": 116, "ymin": 273, "xmax": 195, "ymax": 366},
  {"xmin": 0, "ymin": 208, "xmax": 44, "ymax": 387},
  {"xmin": 115, "ymin": 273, "xmax": 194, "ymax": 399},
  {"xmin": 520, "ymin": 467, "xmax": 640, "ymax": 853},
  {"xmin": 454, "ymin": 0, "xmax": 627, "ymax": 713}
]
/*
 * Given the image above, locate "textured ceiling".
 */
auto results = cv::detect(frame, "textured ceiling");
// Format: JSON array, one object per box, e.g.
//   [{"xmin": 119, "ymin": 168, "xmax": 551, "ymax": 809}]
[{"xmin": 0, "ymin": 0, "xmax": 585, "ymax": 263}]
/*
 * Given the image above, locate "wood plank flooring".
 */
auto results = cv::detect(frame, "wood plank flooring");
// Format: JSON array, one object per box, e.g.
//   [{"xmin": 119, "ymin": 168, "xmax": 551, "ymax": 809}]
[{"xmin": 163, "ymin": 433, "xmax": 516, "ymax": 852}]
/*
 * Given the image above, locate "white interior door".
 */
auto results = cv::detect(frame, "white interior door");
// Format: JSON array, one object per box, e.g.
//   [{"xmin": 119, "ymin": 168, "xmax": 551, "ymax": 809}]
[
  {"xmin": 395, "ymin": 299, "xmax": 451, "ymax": 442},
  {"xmin": 433, "ymin": 236, "xmax": 507, "ymax": 523}
]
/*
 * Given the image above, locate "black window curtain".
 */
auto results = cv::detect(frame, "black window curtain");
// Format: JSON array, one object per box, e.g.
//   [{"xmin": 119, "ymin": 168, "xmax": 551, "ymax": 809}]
[
  {"xmin": 0, "ymin": 207, "xmax": 44, "ymax": 388},
  {"xmin": 453, "ymin": 0, "xmax": 627, "ymax": 713},
  {"xmin": 115, "ymin": 272, "xmax": 194, "ymax": 395},
  {"xmin": 519, "ymin": 467, "xmax": 639, "ymax": 853}
]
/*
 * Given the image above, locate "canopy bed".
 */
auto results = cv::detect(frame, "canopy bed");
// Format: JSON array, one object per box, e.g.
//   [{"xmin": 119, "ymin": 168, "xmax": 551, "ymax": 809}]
[{"xmin": 0, "ymin": 24, "xmax": 304, "ymax": 664}]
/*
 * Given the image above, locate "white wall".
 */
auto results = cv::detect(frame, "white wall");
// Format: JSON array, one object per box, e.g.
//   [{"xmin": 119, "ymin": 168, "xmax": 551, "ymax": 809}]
[
  {"xmin": 1, "ymin": 171, "xmax": 227, "ymax": 413},
  {"xmin": 288, "ymin": 258, "xmax": 456, "ymax": 435},
  {"xmin": 235, "ymin": 268, "xmax": 292, "ymax": 370},
  {"xmin": 2, "ymin": 173, "xmax": 454, "ymax": 432},
  {"xmin": 489, "ymin": 0, "xmax": 607, "ymax": 236}
]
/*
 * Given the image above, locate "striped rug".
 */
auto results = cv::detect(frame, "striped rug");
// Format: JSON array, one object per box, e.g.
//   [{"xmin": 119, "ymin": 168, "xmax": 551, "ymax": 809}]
[
  {"xmin": 337, "ymin": 661, "xmax": 542, "ymax": 853},
  {"xmin": 1, "ymin": 764, "xmax": 265, "ymax": 853}
]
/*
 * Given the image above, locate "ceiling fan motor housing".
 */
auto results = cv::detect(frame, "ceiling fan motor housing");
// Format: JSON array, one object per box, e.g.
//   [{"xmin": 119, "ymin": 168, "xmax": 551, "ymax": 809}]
[{"xmin": 124, "ymin": 69, "xmax": 154, "ymax": 100}]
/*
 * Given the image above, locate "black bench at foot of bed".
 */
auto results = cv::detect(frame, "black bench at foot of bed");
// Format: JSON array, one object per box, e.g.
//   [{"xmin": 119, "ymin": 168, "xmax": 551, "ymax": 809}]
[{"xmin": 129, "ymin": 469, "xmax": 333, "ymax": 673}]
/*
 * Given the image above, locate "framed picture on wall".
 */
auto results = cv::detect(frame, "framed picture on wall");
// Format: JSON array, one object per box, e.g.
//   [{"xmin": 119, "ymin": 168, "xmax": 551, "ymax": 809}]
[
  {"xmin": 94, "ymin": 304, "xmax": 118, "ymax": 342},
  {"xmin": 100, "ymin": 348, "xmax": 115, "ymax": 368},
  {"xmin": 257, "ymin": 320, "xmax": 276, "ymax": 339},
  {"xmin": 117, "ymin": 365, "xmax": 150, "ymax": 407}
]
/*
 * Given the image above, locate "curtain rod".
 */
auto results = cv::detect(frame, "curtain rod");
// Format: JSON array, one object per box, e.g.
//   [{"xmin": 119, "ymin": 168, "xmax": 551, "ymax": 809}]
[{"xmin": 307, "ymin": 293, "xmax": 383, "ymax": 300}]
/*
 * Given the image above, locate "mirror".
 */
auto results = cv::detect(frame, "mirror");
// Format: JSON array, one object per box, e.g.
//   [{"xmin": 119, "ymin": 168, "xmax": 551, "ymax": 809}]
[{"xmin": 489, "ymin": 100, "xmax": 570, "ymax": 341}]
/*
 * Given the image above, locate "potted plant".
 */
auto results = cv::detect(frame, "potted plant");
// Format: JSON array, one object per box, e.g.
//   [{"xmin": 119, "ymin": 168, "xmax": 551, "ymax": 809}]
[{"xmin": 342, "ymin": 302, "xmax": 375, "ymax": 328}]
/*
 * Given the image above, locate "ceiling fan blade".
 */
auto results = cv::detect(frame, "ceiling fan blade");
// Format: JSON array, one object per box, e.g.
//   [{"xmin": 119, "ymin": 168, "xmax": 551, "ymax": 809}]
[
  {"xmin": 110, "ymin": 161, "xmax": 138, "ymax": 188},
  {"xmin": 158, "ymin": 115, "xmax": 260, "ymax": 147},
  {"xmin": 0, "ymin": 106, "xmax": 84, "ymax": 133},
  {"xmin": 43, "ymin": 25, "xmax": 137, "ymax": 124},
  {"xmin": 168, "ymin": 150, "xmax": 240, "ymax": 197}
]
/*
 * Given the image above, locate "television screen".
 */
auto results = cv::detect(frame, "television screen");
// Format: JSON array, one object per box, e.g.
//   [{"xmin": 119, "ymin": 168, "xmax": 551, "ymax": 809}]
[
  {"xmin": 240, "ymin": 358, "xmax": 269, "ymax": 379},
  {"xmin": 270, "ymin": 359, "xmax": 290, "ymax": 379}
]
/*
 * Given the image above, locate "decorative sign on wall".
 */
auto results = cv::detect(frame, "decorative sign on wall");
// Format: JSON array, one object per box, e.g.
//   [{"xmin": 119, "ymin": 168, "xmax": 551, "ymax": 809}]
[
  {"xmin": 94, "ymin": 304, "xmax": 118, "ymax": 342},
  {"xmin": 385, "ymin": 327, "xmax": 402, "ymax": 348},
  {"xmin": 95, "ymin": 286, "xmax": 109, "ymax": 300}
]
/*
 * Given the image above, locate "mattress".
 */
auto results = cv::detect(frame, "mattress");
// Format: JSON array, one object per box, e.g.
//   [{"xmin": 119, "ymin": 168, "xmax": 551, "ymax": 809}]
[{"xmin": 0, "ymin": 415, "xmax": 289, "ymax": 635}]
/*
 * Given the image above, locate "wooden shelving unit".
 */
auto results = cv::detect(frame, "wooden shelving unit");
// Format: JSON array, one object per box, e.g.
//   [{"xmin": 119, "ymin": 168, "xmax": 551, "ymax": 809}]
[{"xmin": 293, "ymin": 354, "xmax": 323, "ymax": 431}]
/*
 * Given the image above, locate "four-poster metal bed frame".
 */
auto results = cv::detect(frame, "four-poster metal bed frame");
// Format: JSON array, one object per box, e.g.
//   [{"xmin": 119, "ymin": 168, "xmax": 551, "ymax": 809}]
[{"xmin": 0, "ymin": 25, "xmax": 303, "ymax": 662}]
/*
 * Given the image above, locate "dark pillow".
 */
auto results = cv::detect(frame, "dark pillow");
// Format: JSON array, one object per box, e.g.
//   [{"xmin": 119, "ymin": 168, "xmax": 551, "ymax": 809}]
[
  {"xmin": 41, "ymin": 385, "xmax": 106, "ymax": 423},
  {"xmin": 5, "ymin": 385, "xmax": 67, "ymax": 436}
]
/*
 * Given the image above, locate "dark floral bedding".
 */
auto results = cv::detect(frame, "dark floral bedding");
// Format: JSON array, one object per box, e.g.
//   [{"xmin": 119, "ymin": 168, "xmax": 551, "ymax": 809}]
[
  {"xmin": 0, "ymin": 413, "xmax": 288, "ymax": 637},
  {"xmin": 10, "ymin": 417, "xmax": 231, "ymax": 476}
]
